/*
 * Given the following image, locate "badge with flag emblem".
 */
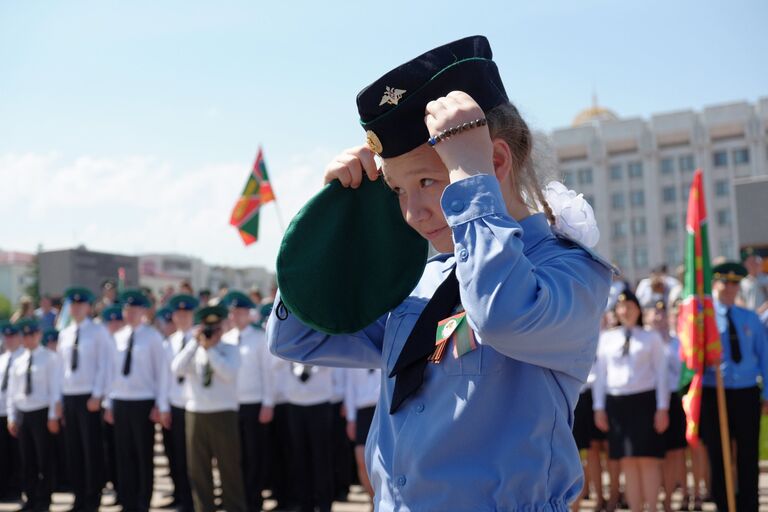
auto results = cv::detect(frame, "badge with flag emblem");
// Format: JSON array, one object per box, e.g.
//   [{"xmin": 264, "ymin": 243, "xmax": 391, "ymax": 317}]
[{"xmin": 429, "ymin": 311, "xmax": 477, "ymax": 363}]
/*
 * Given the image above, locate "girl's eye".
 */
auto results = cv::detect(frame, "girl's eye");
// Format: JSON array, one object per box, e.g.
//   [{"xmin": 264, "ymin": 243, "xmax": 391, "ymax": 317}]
[{"xmin": 420, "ymin": 178, "xmax": 434, "ymax": 188}]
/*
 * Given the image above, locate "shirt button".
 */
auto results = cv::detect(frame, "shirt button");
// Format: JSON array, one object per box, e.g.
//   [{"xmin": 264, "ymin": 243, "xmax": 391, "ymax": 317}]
[
  {"xmin": 458, "ymin": 248, "xmax": 469, "ymax": 262},
  {"xmin": 450, "ymin": 199, "xmax": 464, "ymax": 212},
  {"xmin": 415, "ymin": 403, "xmax": 425, "ymax": 413},
  {"xmin": 397, "ymin": 475, "xmax": 407, "ymax": 487}
]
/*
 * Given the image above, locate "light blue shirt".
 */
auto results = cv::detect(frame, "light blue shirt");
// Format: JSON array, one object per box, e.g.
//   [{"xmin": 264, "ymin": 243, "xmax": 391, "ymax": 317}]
[
  {"xmin": 269, "ymin": 174, "xmax": 612, "ymax": 512},
  {"xmin": 703, "ymin": 301, "xmax": 768, "ymax": 399}
]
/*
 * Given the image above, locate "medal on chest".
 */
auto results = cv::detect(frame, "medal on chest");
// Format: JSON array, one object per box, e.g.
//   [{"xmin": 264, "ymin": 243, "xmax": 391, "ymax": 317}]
[{"xmin": 429, "ymin": 310, "xmax": 477, "ymax": 363}]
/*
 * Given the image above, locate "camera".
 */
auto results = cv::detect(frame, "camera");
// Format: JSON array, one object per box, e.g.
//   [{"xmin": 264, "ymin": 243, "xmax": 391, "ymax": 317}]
[{"xmin": 202, "ymin": 325, "xmax": 218, "ymax": 338}]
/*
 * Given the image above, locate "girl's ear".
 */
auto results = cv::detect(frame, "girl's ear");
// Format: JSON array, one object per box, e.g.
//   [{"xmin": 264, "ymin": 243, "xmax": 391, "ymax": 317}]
[{"xmin": 491, "ymin": 138, "xmax": 513, "ymax": 183}]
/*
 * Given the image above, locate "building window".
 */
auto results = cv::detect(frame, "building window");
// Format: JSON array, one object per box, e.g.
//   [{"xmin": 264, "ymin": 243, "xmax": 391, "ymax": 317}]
[
  {"xmin": 716, "ymin": 209, "xmax": 731, "ymax": 226},
  {"xmin": 628, "ymin": 161, "xmax": 643, "ymax": 179},
  {"xmin": 713, "ymin": 150, "xmax": 728, "ymax": 167},
  {"xmin": 733, "ymin": 148, "xmax": 750, "ymax": 165},
  {"xmin": 665, "ymin": 245, "xmax": 680, "ymax": 267},
  {"xmin": 664, "ymin": 214, "xmax": 678, "ymax": 233},
  {"xmin": 681, "ymin": 183, "xmax": 692, "ymax": 201},
  {"xmin": 660, "ymin": 157, "xmax": 674, "ymax": 175},
  {"xmin": 634, "ymin": 247, "xmax": 649, "ymax": 268},
  {"xmin": 610, "ymin": 164, "xmax": 623, "ymax": 181},
  {"xmin": 631, "ymin": 217, "xmax": 647, "ymax": 235},
  {"xmin": 718, "ymin": 239, "xmax": 734, "ymax": 259},
  {"xmin": 662, "ymin": 186, "xmax": 676, "ymax": 203},
  {"xmin": 611, "ymin": 192, "xmax": 625, "ymax": 210},
  {"xmin": 679, "ymin": 154, "xmax": 695, "ymax": 172},
  {"xmin": 614, "ymin": 249, "xmax": 629, "ymax": 271},
  {"xmin": 715, "ymin": 179, "xmax": 729, "ymax": 197},
  {"xmin": 613, "ymin": 221, "xmax": 627, "ymax": 239},
  {"xmin": 630, "ymin": 190, "xmax": 645, "ymax": 207},
  {"xmin": 578, "ymin": 167, "xmax": 593, "ymax": 185},
  {"xmin": 562, "ymin": 170, "xmax": 575, "ymax": 188},
  {"xmin": 584, "ymin": 195, "xmax": 595, "ymax": 210}
]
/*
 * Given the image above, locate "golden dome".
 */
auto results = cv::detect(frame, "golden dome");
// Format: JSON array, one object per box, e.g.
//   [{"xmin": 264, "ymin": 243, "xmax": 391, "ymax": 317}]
[{"xmin": 572, "ymin": 93, "xmax": 618, "ymax": 126}]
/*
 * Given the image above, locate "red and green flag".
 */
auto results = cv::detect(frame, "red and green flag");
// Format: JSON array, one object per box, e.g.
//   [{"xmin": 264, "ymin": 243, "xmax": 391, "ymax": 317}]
[
  {"xmin": 230, "ymin": 148, "xmax": 276, "ymax": 245},
  {"xmin": 677, "ymin": 169, "xmax": 722, "ymax": 446}
]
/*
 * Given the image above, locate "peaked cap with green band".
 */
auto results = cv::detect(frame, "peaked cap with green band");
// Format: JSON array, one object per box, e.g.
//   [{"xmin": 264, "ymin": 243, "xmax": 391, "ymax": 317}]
[
  {"xmin": 276, "ymin": 35, "xmax": 507, "ymax": 334},
  {"xmin": 357, "ymin": 35, "xmax": 508, "ymax": 158},
  {"xmin": 712, "ymin": 261, "xmax": 747, "ymax": 283}
]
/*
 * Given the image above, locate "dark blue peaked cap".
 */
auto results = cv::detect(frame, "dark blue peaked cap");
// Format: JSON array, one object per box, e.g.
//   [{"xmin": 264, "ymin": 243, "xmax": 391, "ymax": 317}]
[{"xmin": 357, "ymin": 35, "xmax": 508, "ymax": 158}]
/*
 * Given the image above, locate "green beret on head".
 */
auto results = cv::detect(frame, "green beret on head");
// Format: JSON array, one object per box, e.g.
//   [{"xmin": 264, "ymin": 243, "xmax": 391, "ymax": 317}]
[
  {"xmin": 16, "ymin": 318, "xmax": 40, "ymax": 335},
  {"xmin": 168, "ymin": 294, "xmax": 199, "ymax": 312},
  {"xmin": 156, "ymin": 307, "xmax": 173, "ymax": 323},
  {"xmin": 221, "ymin": 291, "xmax": 254, "ymax": 309},
  {"xmin": 712, "ymin": 261, "xmax": 747, "ymax": 283},
  {"xmin": 64, "ymin": 286, "xmax": 95, "ymax": 304},
  {"xmin": 1, "ymin": 321, "xmax": 19, "ymax": 337},
  {"xmin": 42, "ymin": 328, "xmax": 59, "ymax": 346},
  {"xmin": 101, "ymin": 305, "xmax": 123, "ymax": 322},
  {"xmin": 195, "ymin": 305, "xmax": 228, "ymax": 326},
  {"xmin": 277, "ymin": 177, "xmax": 428, "ymax": 334},
  {"xmin": 119, "ymin": 288, "xmax": 150, "ymax": 308}
]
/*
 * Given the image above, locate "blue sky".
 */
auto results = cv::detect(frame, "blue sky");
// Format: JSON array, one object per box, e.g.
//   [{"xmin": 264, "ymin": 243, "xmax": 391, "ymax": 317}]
[{"xmin": 1, "ymin": 0, "xmax": 766, "ymax": 270}]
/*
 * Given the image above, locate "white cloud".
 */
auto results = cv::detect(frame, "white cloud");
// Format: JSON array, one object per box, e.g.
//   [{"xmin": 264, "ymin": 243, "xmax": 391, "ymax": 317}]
[{"xmin": 0, "ymin": 148, "xmax": 335, "ymax": 270}]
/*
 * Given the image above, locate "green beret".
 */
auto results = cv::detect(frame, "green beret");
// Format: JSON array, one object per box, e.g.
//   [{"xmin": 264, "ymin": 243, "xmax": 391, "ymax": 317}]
[
  {"xmin": 64, "ymin": 286, "xmax": 95, "ymax": 304},
  {"xmin": 1, "ymin": 321, "xmax": 19, "ymax": 336},
  {"xmin": 712, "ymin": 262, "xmax": 747, "ymax": 283},
  {"xmin": 168, "ymin": 294, "xmax": 199, "ymax": 312},
  {"xmin": 156, "ymin": 307, "xmax": 173, "ymax": 323},
  {"xmin": 221, "ymin": 291, "xmax": 254, "ymax": 309},
  {"xmin": 195, "ymin": 305, "xmax": 228, "ymax": 326},
  {"xmin": 119, "ymin": 288, "xmax": 150, "ymax": 308},
  {"xmin": 277, "ymin": 177, "xmax": 428, "ymax": 334},
  {"xmin": 15, "ymin": 318, "xmax": 40, "ymax": 335},
  {"xmin": 42, "ymin": 328, "xmax": 59, "ymax": 346},
  {"xmin": 101, "ymin": 305, "xmax": 123, "ymax": 322}
]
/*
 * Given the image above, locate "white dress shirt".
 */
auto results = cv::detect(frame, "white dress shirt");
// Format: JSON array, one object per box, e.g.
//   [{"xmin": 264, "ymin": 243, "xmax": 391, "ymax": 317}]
[
  {"xmin": 0, "ymin": 347, "xmax": 23, "ymax": 417},
  {"xmin": 277, "ymin": 362, "xmax": 334, "ymax": 407},
  {"xmin": 331, "ymin": 367, "xmax": 346, "ymax": 404},
  {"xmin": 344, "ymin": 368, "xmax": 381, "ymax": 421},
  {"xmin": 172, "ymin": 338, "xmax": 240, "ymax": 413},
  {"xmin": 108, "ymin": 324, "xmax": 169, "ymax": 412},
  {"xmin": 58, "ymin": 317, "xmax": 114, "ymax": 398},
  {"xmin": 6, "ymin": 346, "xmax": 62, "ymax": 422},
  {"xmin": 592, "ymin": 326, "xmax": 669, "ymax": 410},
  {"xmin": 223, "ymin": 325, "xmax": 275, "ymax": 407},
  {"xmin": 164, "ymin": 329, "xmax": 194, "ymax": 409}
]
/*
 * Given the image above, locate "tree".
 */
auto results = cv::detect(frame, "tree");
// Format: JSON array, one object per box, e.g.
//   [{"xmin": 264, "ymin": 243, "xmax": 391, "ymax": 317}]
[
  {"xmin": 0, "ymin": 293, "xmax": 12, "ymax": 321},
  {"xmin": 24, "ymin": 244, "xmax": 42, "ymax": 304}
]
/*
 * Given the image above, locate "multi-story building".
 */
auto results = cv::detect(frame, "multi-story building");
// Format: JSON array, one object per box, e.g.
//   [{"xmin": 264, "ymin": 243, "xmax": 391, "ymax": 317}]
[
  {"xmin": 548, "ymin": 97, "xmax": 768, "ymax": 283},
  {"xmin": 0, "ymin": 251, "xmax": 36, "ymax": 305},
  {"xmin": 38, "ymin": 246, "xmax": 139, "ymax": 296},
  {"xmin": 139, "ymin": 253, "xmax": 209, "ymax": 296}
]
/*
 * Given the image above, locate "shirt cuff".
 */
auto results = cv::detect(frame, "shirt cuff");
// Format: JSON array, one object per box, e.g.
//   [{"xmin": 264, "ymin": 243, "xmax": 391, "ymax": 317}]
[{"xmin": 440, "ymin": 174, "xmax": 506, "ymax": 227}]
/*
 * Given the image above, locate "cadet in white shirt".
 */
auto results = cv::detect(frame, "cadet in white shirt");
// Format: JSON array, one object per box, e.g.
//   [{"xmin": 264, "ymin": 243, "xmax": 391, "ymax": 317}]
[
  {"xmin": 98, "ymin": 304, "xmax": 123, "ymax": 504},
  {"xmin": 279, "ymin": 358, "xmax": 335, "ymax": 512},
  {"xmin": 162, "ymin": 294, "xmax": 198, "ymax": 512},
  {"xmin": 221, "ymin": 291, "xmax": 274, "ymax": 512},
  {"xmin": 105, "ymin": 289, "xmax": 170, "ymax": 512},
  {"xmin": 57, "ymin": 286, "xmax": 113, "ymax": 512},
  {"xmin": 593, "ymin": 291, "xmax": 669, "ymax": 512},
  {"xmin": 344, "ymin": 368, "xmax": 381, "ymax": 499},
  {"xmin": 172, "ymin": 305, "xmax": 246, "ymax": 512},
  {"xmin": 0, "ymin": 322, "xmax": 23, "ymax": 502},
  {"xmin": 6, "ymin": 318, "xmax": 62, "ymax": 512}
]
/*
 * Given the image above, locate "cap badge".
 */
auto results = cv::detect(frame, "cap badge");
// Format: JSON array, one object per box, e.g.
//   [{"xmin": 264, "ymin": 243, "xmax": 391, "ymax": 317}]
[
  {"xmin": 379, "ymin": 86, "xmax": 406, "ymax": 106},
  {"xmin": 365, "ymin": 130, "xmax": 383, "ymax": 155}
]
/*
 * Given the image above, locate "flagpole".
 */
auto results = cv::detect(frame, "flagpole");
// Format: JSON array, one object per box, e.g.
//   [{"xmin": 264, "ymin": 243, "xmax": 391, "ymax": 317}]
[
  {"xmin": 715, "ymin": 366, "xmax": 736, "ymax": 512},
  {"xmin": 271, "ymin": 198, "xmax": 287, "ymax": 234}
]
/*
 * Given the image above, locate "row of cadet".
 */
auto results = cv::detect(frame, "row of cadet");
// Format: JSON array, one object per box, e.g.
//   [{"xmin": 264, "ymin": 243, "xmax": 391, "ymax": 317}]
[
  {"xmin": 572, "ymin": 260, "xmax": 768, "ymax": 512},
  {"xmin": 0, "ymin": 285, "xmax": 381, "ymax": 512}
]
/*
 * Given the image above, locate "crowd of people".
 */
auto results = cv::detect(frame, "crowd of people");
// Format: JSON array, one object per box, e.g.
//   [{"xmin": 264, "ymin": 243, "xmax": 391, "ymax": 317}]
[
  {"xmin": 572, "ymin": 250, "xmax": 768, "ymax": 512},
  {"xmin": 0, "ymin": 279, "xmax": 380, "ymax": 512}
]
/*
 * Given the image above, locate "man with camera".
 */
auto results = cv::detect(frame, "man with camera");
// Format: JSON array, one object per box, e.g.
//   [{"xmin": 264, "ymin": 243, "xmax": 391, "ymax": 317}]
[{"xmin": 171, "ymin": 305, "xmax": 245, "ymax": 512}]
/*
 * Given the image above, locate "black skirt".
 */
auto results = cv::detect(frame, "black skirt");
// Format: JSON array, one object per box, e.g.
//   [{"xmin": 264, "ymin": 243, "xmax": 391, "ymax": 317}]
[
  {"xmin": 606, "ymin": 389, "xmax": 665, "ymax": 459},
  {"xmin": 354, "ymin": 405, "xmax": 376, "ymax": 447},
  {"xmin": 664, "ymin": 391, "xmax": 688, "ymax": 451},
  {"xmin": 573, "ymin": 390, "xmax": 605, "ymax": 450}
]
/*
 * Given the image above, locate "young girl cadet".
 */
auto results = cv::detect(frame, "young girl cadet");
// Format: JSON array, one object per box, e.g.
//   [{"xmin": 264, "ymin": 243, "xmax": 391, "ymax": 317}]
[{"xmin": 269, "ymin": 36, "xmax": 613, "ymax": 511}]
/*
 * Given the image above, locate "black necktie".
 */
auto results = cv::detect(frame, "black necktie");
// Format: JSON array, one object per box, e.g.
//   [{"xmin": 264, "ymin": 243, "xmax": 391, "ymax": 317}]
[
  {"xmin": 122, "ymin": 330, "xmax": 134, "ymax": 376},
  {"xmin": 203, "ymin": 360, "xmax": 213, "ymax": 387},
  {"xmin": 1, "ymin": 355, "xmax": 11, "ymax": 392},
  {"xmin": 389, "ymin": 268, "xmax": 459, "ymax": 413},
  {"xmin": 292, "ymin": 363, "xmax": 312, "ymax": 383},
  {"xmin": 25, "ymin": 352, "xmax": 33, "ymax": 395},
  {"xmin": 177, "ymin": 334, "xmax": 190, "ymax": 384},
  {"xmin": 71, "ymin": 326, "xmax": 80, "ymax": 371},
  {"xmin": 621, "ymin": 328, "xmax": 631, "ymax": 357},
  {"xmin": 726, "ymin": 309, "xmax": 742, "ymax": 363}
]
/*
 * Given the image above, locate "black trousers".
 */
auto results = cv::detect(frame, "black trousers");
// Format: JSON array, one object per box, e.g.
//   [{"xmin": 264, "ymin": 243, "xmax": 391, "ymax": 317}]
[
  {"xmin": 63, "ymin": 394, "xmax": 105, "ymax": 511},
  {"xmin": 113, "ymin": 399, "xmax": 155, "ymax": 512},
  {"xmin": 700, "ymin": 385, "xmax": 760, "ymax": 512},
  {"xmin": 51, "ymin": 424, "xmax": 68, "ymax": 492},
  {"xmin": 288, "ymin": 402, "xmax": 334, "ymax": 512},
  {"xmin": 239, "ymin": 402, "xmax": 268, "ymax": 512},
  {"xmin": 267, "ymin": 403, "xmax": 295, "ymax": 509},
  {"xmin": 330, "ymin": 401, "xmax": 354, "ymax": 498},
  {"xmin": 0, "ymin": 415, "xmax": 22, "ymax": 499},
  {"xmin": 102, "ymin": 415, "xmax": 118, "ymax": 494},
  {"xmin": 162, "ymin": 406, "xmax": 193, "ymax": 511},
  {"xmin": 17, "ymin": 407, "xmax": 52, "ymax": 511}
]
